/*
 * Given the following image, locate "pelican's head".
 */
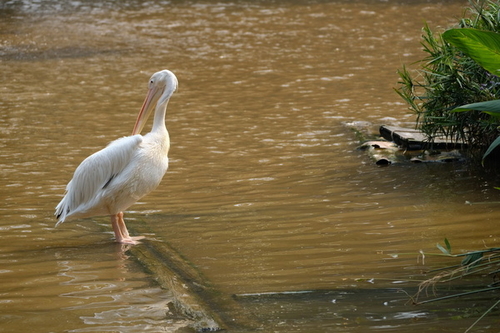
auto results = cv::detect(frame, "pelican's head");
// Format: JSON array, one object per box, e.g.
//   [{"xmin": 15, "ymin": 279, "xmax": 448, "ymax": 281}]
[{"xmin": 132, "ymin": 70, "xmax": 178, "ymax": 135}]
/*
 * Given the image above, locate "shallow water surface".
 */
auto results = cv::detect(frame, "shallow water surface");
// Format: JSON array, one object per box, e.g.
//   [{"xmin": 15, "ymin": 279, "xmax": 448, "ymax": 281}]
[{"xmin": 2, "ymin": 0, "xmax": 500, "ymax": 332}]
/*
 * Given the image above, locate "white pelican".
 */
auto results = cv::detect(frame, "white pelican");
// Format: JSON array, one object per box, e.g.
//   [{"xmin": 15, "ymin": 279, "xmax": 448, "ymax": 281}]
[{"xmin": 55, "ymin": 69, "xmax": 178, "ymax": 244}]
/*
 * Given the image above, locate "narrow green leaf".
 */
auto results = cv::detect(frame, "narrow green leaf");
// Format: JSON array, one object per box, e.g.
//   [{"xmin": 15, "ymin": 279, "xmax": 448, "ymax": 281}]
[
  {"xmin": 464, "ymin": 299, "xmax": 500, "ymax": 333},
  {"xmin": 461, "ymin": 252, "xmax": 483, "ymax": 270},
  {"xmin": 437, "ymin": 242, "xmax": 450, "ymax": 255},
  {"xmin": 442, "ymin": 28, "xmax": 500, "ymax": 75},
  {"xmin": 444, "ymin": 238, "xmax": 452, "ymax": 253},
  {"xmin": 418, "ymin": 287, "xmax": 500, "ymax": 304}
]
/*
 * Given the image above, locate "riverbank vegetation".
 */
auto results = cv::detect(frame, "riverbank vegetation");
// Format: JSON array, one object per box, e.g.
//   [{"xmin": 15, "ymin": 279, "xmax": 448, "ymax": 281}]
[
  {"xmin": 413, "ymin": 240, "xmax": 500, "ymax": 332},
  {"xmin": 396, "ymin": 0, "xmax": 500, "ymax": 163},
  {"xmin": 397, "ymin": 1, "xmax": 500, "ymax": 329}
]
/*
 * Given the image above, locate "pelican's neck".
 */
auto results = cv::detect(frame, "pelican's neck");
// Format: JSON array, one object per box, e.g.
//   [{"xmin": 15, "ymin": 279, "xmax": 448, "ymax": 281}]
[
  {"xmin": 151, "ymin": 100, "xmax": 169, "ymax": 134},
  {"xmin": 149, "ymin": 70, "xmax": 177, "ymax": 135}
]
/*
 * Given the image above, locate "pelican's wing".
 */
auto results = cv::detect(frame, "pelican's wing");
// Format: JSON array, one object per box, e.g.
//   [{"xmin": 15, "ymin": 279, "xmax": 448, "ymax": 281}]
[{"xmin": 55, "ymin": 135, "xmax": 143, "ymax": 224}]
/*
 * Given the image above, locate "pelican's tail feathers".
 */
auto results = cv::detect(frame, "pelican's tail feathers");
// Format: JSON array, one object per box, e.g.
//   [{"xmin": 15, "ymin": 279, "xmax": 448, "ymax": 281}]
[{"xmin": 55, "ymin": 197, "xmax": 69, "ymax": 227}]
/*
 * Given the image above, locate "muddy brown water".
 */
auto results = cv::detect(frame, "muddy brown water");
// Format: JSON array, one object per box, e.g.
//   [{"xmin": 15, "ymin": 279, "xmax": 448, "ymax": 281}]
[{"xmin": 2, "ymin": 0, "xmax": 500, "ymax": 332}]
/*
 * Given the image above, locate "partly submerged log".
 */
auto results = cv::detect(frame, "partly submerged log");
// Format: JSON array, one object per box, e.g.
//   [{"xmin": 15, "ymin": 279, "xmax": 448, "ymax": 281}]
[
  {"xmin": 358, "ymin": 140, "xmax": 464, "ymax": 165},
  {"xmin": 358, "ymin": 140, "xmax": 400, "ymax": 165}
]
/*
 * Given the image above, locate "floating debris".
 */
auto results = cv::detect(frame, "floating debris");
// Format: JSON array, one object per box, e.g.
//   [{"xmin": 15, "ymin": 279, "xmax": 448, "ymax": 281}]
[{"xmin": 348, "ymin": 123, "xmax": 466, "ymax": 165}]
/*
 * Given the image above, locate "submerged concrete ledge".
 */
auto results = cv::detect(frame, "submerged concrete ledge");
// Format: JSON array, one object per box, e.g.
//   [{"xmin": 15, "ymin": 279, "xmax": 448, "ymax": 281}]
[
  {"xmin": 125, "ymin": 220, "xmax": 259, "ymax": 332},
  {"xmin": 129, "ymin": 241, "xmax": 222, "ymax": 332},
  {"xmin": 379, "ymin": 125, "xmax": 467, "ymax": 151}
]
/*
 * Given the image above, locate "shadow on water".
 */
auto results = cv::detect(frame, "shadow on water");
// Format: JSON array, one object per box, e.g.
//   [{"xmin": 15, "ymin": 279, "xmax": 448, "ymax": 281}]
[
  {"xmin": 232, "ymin": 287, "xmax": 500, "ymax": 332},
  {"xmin": 126, "ymin": 215, "xmax": 500, "ymax": 332}
]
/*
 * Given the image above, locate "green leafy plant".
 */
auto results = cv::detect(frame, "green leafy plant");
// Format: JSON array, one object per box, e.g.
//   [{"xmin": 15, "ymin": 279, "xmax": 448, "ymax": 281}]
[
  {"xmin": 443, "ymin": 28, "xmax": 500, "ymax": 75},
  {"xmin": 396, "ymin": 1, "xmax": 500, "ymax": 156},
  {"xmin": 442, "ymin": 27, "xmax": 500, "ymax": 162},
  {"xmin": 414, "ymin": 239, "xmax": 500, "ymax": 332}
]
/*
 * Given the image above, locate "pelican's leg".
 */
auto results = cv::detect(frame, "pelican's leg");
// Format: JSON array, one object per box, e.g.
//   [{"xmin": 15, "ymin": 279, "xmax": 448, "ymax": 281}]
[
  {"xmin": 111, "ymin": 212, "xmax": 144, "ymax": 245},
  {"xmin": 116, "ymin": 212, "xmax": 130, "ymax": 238}
]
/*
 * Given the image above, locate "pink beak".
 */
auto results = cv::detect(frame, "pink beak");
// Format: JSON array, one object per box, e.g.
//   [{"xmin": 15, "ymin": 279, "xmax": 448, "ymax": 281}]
[{"xmin": 132, "ymin": 85, "xmax": 163, "ymax": 135}]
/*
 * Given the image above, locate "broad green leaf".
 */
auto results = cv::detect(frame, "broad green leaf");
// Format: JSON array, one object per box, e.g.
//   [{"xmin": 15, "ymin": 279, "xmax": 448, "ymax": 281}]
[
  {"xmin": 442, "ymin": 28, "xmax": 500, "ymax": 75},
  {"xmin": 483, "ymin": 135, "xmax": 500, "ymax": 162},
  {"xmin": 461, "ymin": 252, "xmax": 483, "ymax": 271},
  {"xmin": 444, "ymin": 238, "xmax": 452, "ymax": 253},
  {"xmin": 452, "ymin": 99, "xmax": 500, "ymax": 117}
]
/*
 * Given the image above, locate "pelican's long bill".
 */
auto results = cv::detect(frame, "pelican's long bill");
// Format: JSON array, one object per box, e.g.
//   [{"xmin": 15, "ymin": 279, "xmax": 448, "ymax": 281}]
[{"xmin": 132, "ymin": 84, "xmax": 164, "ymax": 135}]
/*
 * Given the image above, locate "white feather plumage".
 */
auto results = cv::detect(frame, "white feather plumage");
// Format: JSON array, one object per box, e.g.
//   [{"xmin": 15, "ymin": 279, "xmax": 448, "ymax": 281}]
[
  {"xmin": 54, "ymin": 69, "xmax": 177, "ymax": 244},
  {"xmin": 55, "ymin": 135, "xmax": 144, "ymax": 225}
]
